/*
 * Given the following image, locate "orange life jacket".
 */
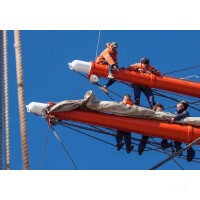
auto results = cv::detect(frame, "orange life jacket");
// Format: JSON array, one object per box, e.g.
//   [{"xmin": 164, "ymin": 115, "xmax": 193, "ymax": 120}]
[
  {"xmin": 96, "ymin": 43, "xmax": 118, "ymax": 66},
  {"xmin": 127, "ymin": 59, "xmax": 161, "ymax": 76},
  {"xmin": 120, "ymin": 99, "xmax": 134, "ymax": 105}
]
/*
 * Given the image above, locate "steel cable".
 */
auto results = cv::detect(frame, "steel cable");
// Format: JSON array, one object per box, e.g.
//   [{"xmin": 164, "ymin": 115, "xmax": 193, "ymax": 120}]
[
  {"xmin": 95, "ymin": 30, "xmax": 101, "ymax": 60},
  {"xmin": 51, "ymin": 125, "xmax": 78, "ymax": 170},
  {"xmin": 40, "ymin": 125, "xmax": 50, "ymax": 170},
  {"xmin": 163, "ymin": 64, "xmax": 200, "ymax": 75},
  {"xmin": 58, "ymin": 121, "xmax": 200, "ymax": 163}
]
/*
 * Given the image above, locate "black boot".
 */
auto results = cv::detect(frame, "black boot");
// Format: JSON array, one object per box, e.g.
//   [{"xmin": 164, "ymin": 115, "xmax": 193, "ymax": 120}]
[
  {"xmin": 126, "ymin": 144, "xmax": 134, "ymax": 154},
  {"xmin": 187, "ymin": 147, "xmax": 195, "ymax": 162},
  {"xmin": 117, "ymin": 142, "xmax": 124, "ymax": 151},
  {"xmin": 138, "ymin": 136, "xmax": 148, "ymax": 155},
  {"xmin": 135, "ymin": 98, "xmax": 140, "ymax": 106},
  {"xmin": 161, "ymin": 139, "xmax": 170, "ymax": 149}
]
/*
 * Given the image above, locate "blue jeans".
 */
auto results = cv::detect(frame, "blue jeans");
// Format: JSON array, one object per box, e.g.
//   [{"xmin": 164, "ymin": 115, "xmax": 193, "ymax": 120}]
[
  {"xmin": 131, "ymin": 84, "xmax": 155, "ymax": 108},
  {"xmin": 116, "ymin": 130, "xmax": 131, "ymax": 148}
]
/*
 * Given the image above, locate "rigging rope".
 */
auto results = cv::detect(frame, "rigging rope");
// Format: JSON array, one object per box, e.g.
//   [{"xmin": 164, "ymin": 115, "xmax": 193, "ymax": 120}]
[
  {"xmin": 66, "ymin": 79, "xmax": 89, "ymax": 100},
  {"xmin": 58, "ymin": 121, "xmax": 200, "ymax": 163},
  {"xmin": 0, "ymin": 30, "xmax": 2, "ymax": 170},
  {"xmin": 183, "ymin": 75, "xmax": 199, "ymax": 79},
  {"xmin": 73, "ymin": 70, "xmax": 121, "ymax": 101},
  {"xmin": 14, "ymin": 30, "xmax": 29, "ymax": 170},
  {"xmin": 150, "ymin": 137, "xmax": 200, "ymax": 170},
  {"xmin": 50, "ymin": 125, "xmax": 78, "ymax": 170},
  {"xmin": 59, "ymin": 122, "xmax": 162, "ymax": 153},
  {"xmin": 162, "ymin": 64, "xmax": 200, "ymax": 75},
  {"xmin": 3, "ymin": 30, "xmax": 10, "ymax": 170},
  {"xmin": 153, "ymin": 90, "xmax": 200, "ymax": 112},
  {"xmin": 59, "ymin": 122, "xmax": 175, "ymax": 153},
  {"xmin": 153, "ymin": 88, "xmax": 199, "ymax": 102},
  {"xmin": 95, "ymin": 30, "xmax": 101, "ymax": 60},
  {"xmin": 150, "ymin": 138, "xmax": 184, "ymax": 170},
  {"xmin": 40, "ymin": 125, "xmax": 50, "ymax": 170}
]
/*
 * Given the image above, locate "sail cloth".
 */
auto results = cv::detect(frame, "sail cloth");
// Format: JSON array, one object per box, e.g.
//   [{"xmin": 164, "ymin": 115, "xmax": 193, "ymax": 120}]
[{"xmin": 44, "ymin": 90, "xmax": 200, "ymax": 127}]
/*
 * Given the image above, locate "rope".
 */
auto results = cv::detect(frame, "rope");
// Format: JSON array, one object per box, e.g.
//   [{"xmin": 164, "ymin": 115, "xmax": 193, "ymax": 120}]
[
  {"xmin": 98, "ymin": 83, "xmax": 124, "ymax": 99},
  {"xmin": 14, "ymin": 30, "xmax": 29, "ymax": 170},
  {"xmin": 40, "ymin": 125, "xmax": 50, "ymax": 170},
  {"xmin": 153, "ymin": 88, "xmax": 199, "ymax": 101},
  {"xmin": 162, "ymin": 64, "xmax": 200, "ymax": 75},
  {"xmin": 59, "ymin": 122, "xmax": 200, "ymax": 163},
  {"xmin": 183, "ymin": 75, "xmax": 199, "ymax": 79},
  {"xmin": 50, "ymin": 126, "xmax": 78, "ymax": 170},
  {"xmin": 151, "ymin": 138, "xmax": 184, "ymax": 170},
  {"xmin": 3, "ymin": 30, "xmax": 10, "ymax": 170},
  {"xmin": 66, "ymin": 79, "xmax": 89, "ymax": 100},
  {"xmin": 61, "ymin": 123, "xmax": 119, "ymax": 148},
  {"xmin": 59, "ymin": 121, "xmax": 200, "ymax": 163},
  {"xmin": 95, "ymin": 30, "xmax": 101, "ymax": 60},
  {"xmin": 60, "ymin": 123, "xmax": 159, "ymax": 153},
  {"xmin": 74, "ymin": 70, "xmax": 123, "ymax": 101},
  {"xmin": 153, "ymin": 90, "xmax": 200, "ymax": 112},
  {"xmin": 150, "ymin": 137, "xmax": 200, "ymax": 170},
  {"xmin": 0, "ymin": 30, "xmax": 2, "ymax": 170}
]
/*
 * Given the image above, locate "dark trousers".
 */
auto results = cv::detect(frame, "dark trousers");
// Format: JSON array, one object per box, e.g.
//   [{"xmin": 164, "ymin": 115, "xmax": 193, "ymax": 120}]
[
  {"xmin": 139, "ymin": 135, "xmax": 149, "ymax": 147},
  {"xmin": 116, "ymin": 130, "xmax": 131, "ymax": 148},
  {"xmin": 131, "ymin": 84, "xmax": 155, "ymax": 108},
  {"xmin": 105, "ymin": 79, "xmax": 116, "ymax": 88},
  {"xmin": 174, "ymin": 141, "xmax": 182, "ymax": 150}
]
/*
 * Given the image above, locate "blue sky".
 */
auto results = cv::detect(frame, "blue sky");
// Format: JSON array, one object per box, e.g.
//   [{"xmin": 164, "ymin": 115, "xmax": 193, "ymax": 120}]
[
  {"xmin": 1, "ymin": 0, "xmax": 200, "ymax": 199},
  {"xmin": 3, "ymin": 30, "xmax": 200, "ymax": 170}
]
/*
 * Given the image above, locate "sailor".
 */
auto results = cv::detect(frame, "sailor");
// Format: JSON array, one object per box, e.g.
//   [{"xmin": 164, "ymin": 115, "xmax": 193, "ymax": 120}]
[
  {"xmin": 169, "ymin": 101, "xmax": 195, "ymax": 162},
  {"xmin": 127, "ymin": 57, "xmax": 161, "ymax": 108},
  {"xmin": 153, "ymin": 103, "xmax": 171, "ymax": 149},
  {"xmin": 96, "ymin": 42, "xmax": 119, "ymax": 94},
  {"xmin": 116, "ymin": 94, "xmax": 134, "ymax": 154},
  {"xmin": 127, "ymin": 58, "xmax": 161, "ymax": 155},
  {"xmin": 137, "ymin": 103, "xmax": 165, "ymax": 156}
]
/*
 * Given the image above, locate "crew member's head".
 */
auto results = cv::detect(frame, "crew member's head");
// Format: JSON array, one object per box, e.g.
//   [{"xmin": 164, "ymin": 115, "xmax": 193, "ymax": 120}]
[
  {"xmin": 177, "ymin": 101, "xmax": 189, "ymax": 111},
  {"xmin": 123, "ymin": 94, "xmax": 133, "ymax": 105},
  {"xmin": 110, "ymin": 42, "xmax": 118, "ymax": 52},
  {"xmin": 153, "ymin": 103, "xmax": 164, "ymax": 111},
  {"xmin": 141, "ymin": 57, "xmax": 150, "ymax": 68}
]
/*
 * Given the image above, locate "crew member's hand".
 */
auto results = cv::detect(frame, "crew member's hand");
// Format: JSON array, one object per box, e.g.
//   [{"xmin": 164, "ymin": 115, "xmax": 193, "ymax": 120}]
[
  {"xmin": 146, "ymin": 71, "xmax": 152, "ymax": 74},
  {"xmin": 112, "ymin": 64, "xmax": 119, "ymax": 71},
  {"xmin": 126, "ymin": 104, "xmax": 132, "ymax": 109},
  {"xmin": 138, "ymin": 68, "xmax": 144, "ymax": 73}
]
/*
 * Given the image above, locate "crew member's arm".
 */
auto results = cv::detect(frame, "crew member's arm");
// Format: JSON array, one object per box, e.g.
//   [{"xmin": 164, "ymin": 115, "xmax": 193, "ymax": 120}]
[
  {"xmin": 174, "ymin": 111, "xmax": 189, "ymax": 121},
  {"xmin": 103, "ymin": 49, "xmax": 117, "ymax": 66},
  {"xmin": 127, "ymin": 64, "xmax": 141, "ymax": 72},
  {"xmin": 170, "ymin": 111, "xmax": 189, "ymax": 123},
  {"xmin": 150, "ymin": 66, "xmax": 161, "ymax": 76}
]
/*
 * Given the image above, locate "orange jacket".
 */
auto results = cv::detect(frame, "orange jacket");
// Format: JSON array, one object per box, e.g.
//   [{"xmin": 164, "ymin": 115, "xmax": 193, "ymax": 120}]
[
  {"xmin": 96, "ymin": 43, "xmax": 118, "ymax": 66},
  {"xmin": 120, "ymin": 99, "xmax": 134, "ymax": 105},
  {"xmin": 127, "ymin": 59, "xmax": 161, "ymax": 76}
]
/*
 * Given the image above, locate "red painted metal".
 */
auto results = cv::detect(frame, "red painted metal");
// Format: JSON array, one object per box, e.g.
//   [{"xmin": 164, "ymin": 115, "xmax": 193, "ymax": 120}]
[
  {"xmin": 89, "ymin": 61, "xmax": 200, "ymax": 98},
  {"xmin": 51, "ymin": 110, "xmax": 200, "ymax": 145}
]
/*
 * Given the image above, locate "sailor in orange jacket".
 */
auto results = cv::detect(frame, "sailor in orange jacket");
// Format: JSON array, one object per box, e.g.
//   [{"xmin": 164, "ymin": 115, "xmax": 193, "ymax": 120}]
[
  {"xmin": 96, "ymin": 42, "xmax": 119, "ymax": 94},
  {"xmin": 96, "ymin": 42, "xmax": 118, "ymax": 69},
  {"xmin": 127, "ymin": 58, "xmax": 161, "ymax": 108},
  {"xmin": 116, "ymin": 94, "xmax": 134, "ymax": 154},
  {"xmin": 127, "ymin": 57, "xmax": 161, "ymax": 76}
]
